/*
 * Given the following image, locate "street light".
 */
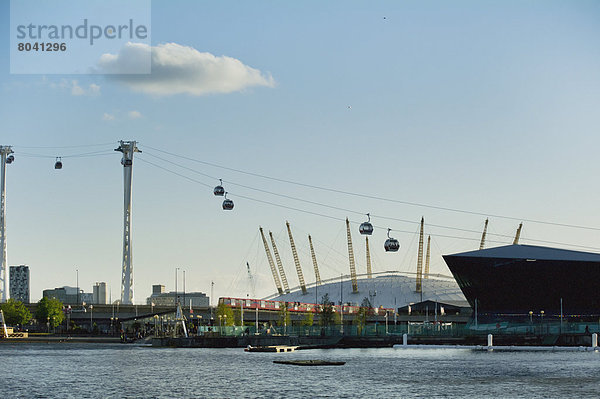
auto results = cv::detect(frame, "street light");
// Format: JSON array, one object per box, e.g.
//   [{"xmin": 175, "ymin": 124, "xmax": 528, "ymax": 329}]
[
  {"xmin": 90, "ymin": 305, "xmax": 93, "ymax": 332},
  {"xmin": 529, "ymin": 311, "xmax": 533, "ymax": 324}
]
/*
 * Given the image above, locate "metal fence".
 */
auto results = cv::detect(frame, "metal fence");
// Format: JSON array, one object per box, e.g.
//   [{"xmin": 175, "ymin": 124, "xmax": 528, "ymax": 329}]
[{"xmin": 195, "ymin": 321, "xmax": 600, "ymax": 338}]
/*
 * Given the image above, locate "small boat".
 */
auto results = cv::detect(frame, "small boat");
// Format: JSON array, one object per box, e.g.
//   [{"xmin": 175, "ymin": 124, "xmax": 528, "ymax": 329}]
[
  {"xmin": 245, "ymin": 345, "xmax": 298, "ymax": 352},
  {"xmin": 273, "ymin": 360, "xmax": 346, "ymax": 366}
]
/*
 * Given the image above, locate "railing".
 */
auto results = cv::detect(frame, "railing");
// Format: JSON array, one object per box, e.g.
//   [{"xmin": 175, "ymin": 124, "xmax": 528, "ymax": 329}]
[{"xmin": 191, "ymin": 322, "xmax": 600, "ymax": 338}]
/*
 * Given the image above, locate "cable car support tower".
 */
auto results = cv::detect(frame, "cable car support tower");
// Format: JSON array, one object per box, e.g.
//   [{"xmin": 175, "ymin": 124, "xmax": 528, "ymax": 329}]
[
  {"xmin": 115, "ymin": 141, "xmax": 140, "ymax": 305},
  {"xmin": 0, "ymin": 146, "xmax": 14, "ymax": 302}
]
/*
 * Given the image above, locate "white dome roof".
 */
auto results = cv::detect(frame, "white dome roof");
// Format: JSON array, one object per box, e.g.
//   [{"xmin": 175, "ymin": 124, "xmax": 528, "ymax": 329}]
[{"xmin": 267, "ymin": 271, "xmax": 466, "ymax": 309}]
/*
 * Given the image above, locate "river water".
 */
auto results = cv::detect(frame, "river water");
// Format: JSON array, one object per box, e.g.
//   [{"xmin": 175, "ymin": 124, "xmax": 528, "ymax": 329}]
[{"xmin": 1, "ymin": 343, "xmax": 599, "ymax": 398}]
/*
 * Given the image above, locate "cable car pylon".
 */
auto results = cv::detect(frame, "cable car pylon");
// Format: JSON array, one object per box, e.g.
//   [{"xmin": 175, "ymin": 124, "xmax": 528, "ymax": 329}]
[
  {"xmin": 114, "ymin": 140, "xmax": 140, "ymax": 305},
  {"xmin": 0, "ymin": 146, "xmax": 14, "ymax": 302}
]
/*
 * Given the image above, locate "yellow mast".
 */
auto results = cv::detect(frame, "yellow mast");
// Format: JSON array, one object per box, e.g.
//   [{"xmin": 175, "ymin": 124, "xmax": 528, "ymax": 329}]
[
  {"xmin": 366, "ymin": 236, "xmax": 372, "ymax": 279},
  {"xmin": 308, "ymin": 235, "xmax": 322, "ymax": 286},
  {"xmin": 269, "ymin": 231, "xmax": 290, "ymax": 294},
  {"xmin": 513, "ymin": 223, "xmax": 523, "ymax": 245},
  {"xmin": 416, "ymin": 217, "xmax": 424, "ymax": 293},
  {"xmin": 286, "ymin": 221, "xmax": 307, "ymax": 295},
  {"xmin": 346, "ymin": 218, "xmax": 358, "ymax": 293},
  {"xmin": 479, "ymin": 218, "xmax": 489, "ymax": 250},
  {"xmin": 259, "ymin": 227, "xmax": 283, "ymax": 295},
  {"xmin": 424, "ymin": 235, "xmax": 431, "ymax": 279}
]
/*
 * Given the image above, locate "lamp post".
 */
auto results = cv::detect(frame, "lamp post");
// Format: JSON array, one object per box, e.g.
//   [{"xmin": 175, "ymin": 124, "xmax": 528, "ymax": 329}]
[
  {"xmin": 529, "ymin": 311, "xmax": 533, "ymax": 324},
  {"xmin": 90, "ymin": 305, "xmax": 93, "ymax": 332},
  {"xmin": 175, "ymin": 267, "xmax": 180, "ymax": 306},
  {"xmin": 540, "ymin": 310, "xmax": 545, "ymax": 334},
  {"xmin": 385, "ymin": 311, "xmax": 389, "ymax": 335}
]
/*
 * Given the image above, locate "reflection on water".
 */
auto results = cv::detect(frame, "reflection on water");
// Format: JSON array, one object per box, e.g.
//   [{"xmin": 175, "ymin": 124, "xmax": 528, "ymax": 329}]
[{"xmin": 1, "ymin": 344, "xmax": 599, "ymax": 398}]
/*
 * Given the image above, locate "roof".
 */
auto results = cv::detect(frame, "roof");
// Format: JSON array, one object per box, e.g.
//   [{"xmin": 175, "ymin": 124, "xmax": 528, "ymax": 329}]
[
  {"xmin": 269, "ymin": 272, "xmax": 465, "ymax": 309},
  {"xmin": 444, "ymin": 244, "xmax": 600, "ymax": 262}
]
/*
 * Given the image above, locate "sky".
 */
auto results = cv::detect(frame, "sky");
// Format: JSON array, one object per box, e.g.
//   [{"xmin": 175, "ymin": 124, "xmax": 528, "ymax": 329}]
[{"xmin": 1, "ymin": 0, "xmax": 600, "ymax": 304}]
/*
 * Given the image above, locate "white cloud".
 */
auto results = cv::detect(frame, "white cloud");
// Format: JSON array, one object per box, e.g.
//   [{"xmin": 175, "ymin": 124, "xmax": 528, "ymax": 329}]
[
  {"xmin": 97, "ymin": 42, "xmax": 275, "ymax": 96},
  {"xmin": 71, "ymin": 80, "xmax": 85, "ymax": 96},
  {"xmin": 103, "ymin": 113, "xmax": 115, "ymax": 121},
  {"xmin": 128, "ymin": 110, "xmax": 142, "ymax": 119}
]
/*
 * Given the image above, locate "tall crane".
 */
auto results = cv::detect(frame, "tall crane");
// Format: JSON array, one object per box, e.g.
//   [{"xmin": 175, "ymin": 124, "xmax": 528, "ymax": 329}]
[
  {"xmin": 416, "ymin": 217, "xmax": 424, "ymax": 293},
  {"xmin": 513, "ymin": 223, "xmax": 523, "ymax": 245},
  {"xmin": 308, "ymin": 235, "xmax": 321, "ymax": 286},
  {"xmin": 424, "ymin": 235, "xmax": 431, "ymax": 279},
  {"xmin": 345, "ymin": 218, "xmax": 358, "ymax": 293},
  {"xmin": 269, "ymin": 231, "xmax": 290, "ymax": 293},
  {"xmin": 366, "ymin": 236, "xmax": 372, "ymax": 279},
  {"xmin": 286, "ymin": 221, "xmax": 307, "ymax": 294},
  {"xmin": 259, "ymin": 227, "xmax": 283, "ymax": 295},
  {"xmin": 480, "ymin": 218, "xmax": 489, "ymax": 250}
]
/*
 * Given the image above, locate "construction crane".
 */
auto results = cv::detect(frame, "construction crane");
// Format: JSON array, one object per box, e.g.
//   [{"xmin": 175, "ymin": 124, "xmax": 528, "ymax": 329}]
[
  {"xmin": 424, "ymin": 235, "xmax": 431, "ymax": 279},
  {"xmin": 259, "ymin": 227, "xmax": 283, "ymax": 295},
  {"xmin": 246, "ymin": 262, "xmax": 256, "ymax": 298},
  {"xmin": 345, "ymin": 218, "xmax": 358, "ymax": 293},
  {"xmin": 366, "ymin": 236, "xmax": 372, "ymax": 279},
  {"xmin": 286, "ymin": 221, "xmax": 307, "ymax": 295},
  {"xmin": 480, "ymin": 218, "xmax": 489, "ymax": 250},
  {"xmin": 269, "ymin": 231, "xmax": 291, "ymax": 294},
  {"xmin": 308, "ymin": 235, "xmax": 322, "ymax": 286},
  {"xmin": 416, "ymin": 217, "xmax": 424, "ymax": 293},
  {"xmin": 513, "ymin": 223, "xmax": 523, "ymax": 245}
]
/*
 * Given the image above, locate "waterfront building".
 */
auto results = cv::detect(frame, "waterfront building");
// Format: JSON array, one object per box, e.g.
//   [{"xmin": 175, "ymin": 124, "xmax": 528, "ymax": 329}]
[
  {"xmin": 9, "ymin": 265, "xmax": 30, "ymax": 303},
  {"xmin": 43, "ymin": 286, "xmax": 92, "ymax": 304},
  {"xmin": 92, "ymin": 282, "xmax": 107, "ymax": 304},
  {"xmin": 146, "ymin": 286, "xmax": 209, "ymax": 308}
]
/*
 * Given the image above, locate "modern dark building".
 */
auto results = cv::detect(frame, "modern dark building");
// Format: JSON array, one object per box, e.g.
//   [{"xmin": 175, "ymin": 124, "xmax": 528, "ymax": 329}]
[
  {"xmin": 443, "ymin": 244, "xmax": 600, "ymax": 318},
  {"xmin": 9, "ymin": 265, "xmax": 30, "ymax": 303}
]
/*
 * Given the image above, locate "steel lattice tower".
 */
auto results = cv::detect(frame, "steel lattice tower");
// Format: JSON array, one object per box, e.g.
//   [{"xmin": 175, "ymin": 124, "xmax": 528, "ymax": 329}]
[
  {"xmin": 0, "ymin": 146, "xmax": 13, "ymax": 303},
  {"xmin": 115, "ymin": 141, "xmax": 140, "ymax": 305}
]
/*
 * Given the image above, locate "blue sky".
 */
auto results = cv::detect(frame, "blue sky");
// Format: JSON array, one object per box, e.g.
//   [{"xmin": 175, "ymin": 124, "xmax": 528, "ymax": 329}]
[{"xmin": 1, "ymin": 0, "xmax": 600, "ymax": 303}]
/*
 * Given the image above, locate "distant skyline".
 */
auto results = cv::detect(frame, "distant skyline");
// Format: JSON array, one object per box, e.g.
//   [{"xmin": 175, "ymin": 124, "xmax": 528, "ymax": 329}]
[{"xmin": 1, "ymin": 1, "xmax": 599, "ymax": 304}]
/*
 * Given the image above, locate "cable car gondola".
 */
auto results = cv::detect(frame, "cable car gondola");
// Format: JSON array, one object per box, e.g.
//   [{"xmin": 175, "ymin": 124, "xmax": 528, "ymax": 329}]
[
  {"xmin": 384, "ymin": 228, "xmax": 400, "ymax": 252},
  {"xmin": 54, "ymin": 157, "xmax": 63, "ymax": 169},
  {"xmin": 359, "ymin": 213, "xmax": 373, "ymax": 235},
  {"xmin": 222, "ymin": 192, "xmax": 234, "ymax": 210},
  {"xmin": 214, "ymin": 179, "xmax": 225, "ymax": 196},
  {"xmin": 6, "ymin": 155, "xmax": 14, "ymax": 164}
]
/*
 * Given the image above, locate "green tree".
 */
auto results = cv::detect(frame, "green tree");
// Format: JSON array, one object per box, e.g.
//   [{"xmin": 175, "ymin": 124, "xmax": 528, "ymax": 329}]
[
  {"xmin": 319, "ymin": 294, "xmax": 335, "ymax": 326},
  {"xmin": 36, "ymin": 297, "xmax": 64, "ymax": 328},
  {"xmin": 354, "ymin": 297, "xmax": 373, "ymax": 334},
  {"xmin": 0, "ymin": 298, "xmax": 32, "ymax": 326},
  {"xmin": 277, "ymin": 302, "xmax": 290, "ymax": 327},
  {"xmin": 301, "ymin": 311, "xmax": 314, "ymax": 327},
  {"xmin": 216, "ymin": 302, "xmax": 234, "ymax": 326}
]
